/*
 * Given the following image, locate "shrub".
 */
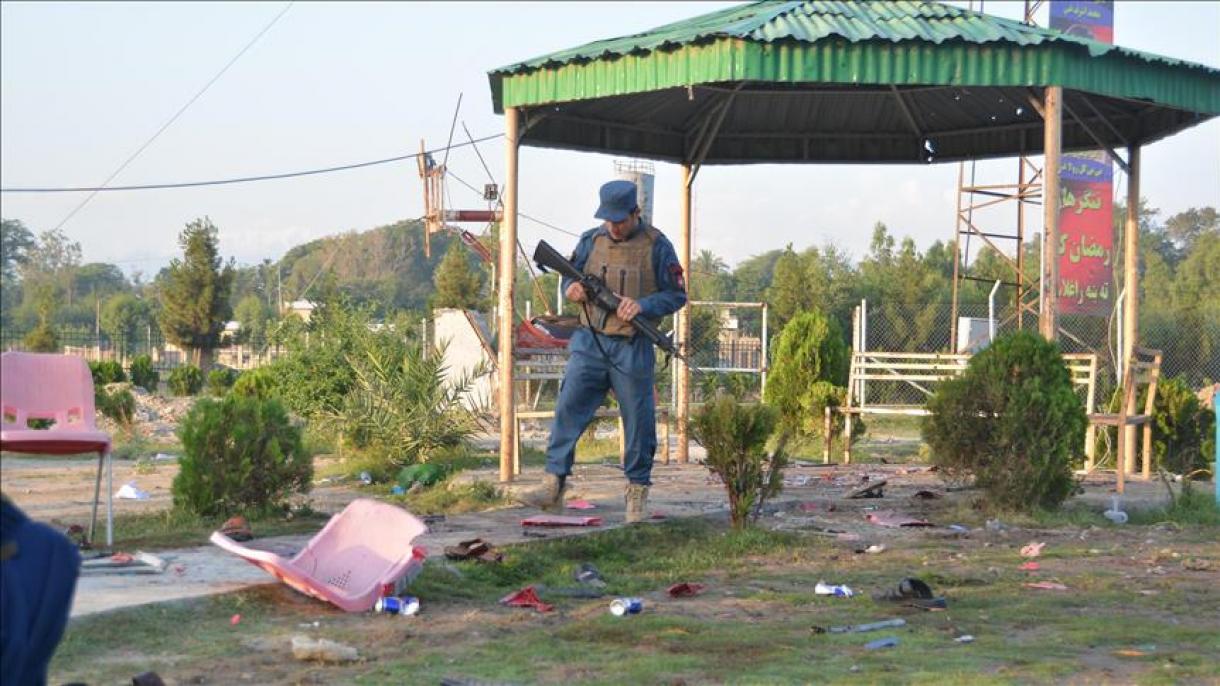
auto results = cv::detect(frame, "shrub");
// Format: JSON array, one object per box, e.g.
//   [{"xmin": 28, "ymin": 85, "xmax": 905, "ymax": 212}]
[
  {"xmin": 89, "ymin": 360, "xmax": 127, "ymax": 385},
  {"xmin": 172, "ymin": 394, "xmax": 312, "ymax": 517},
  {"xmin": 22, "ymin": 324, "xmax": 59, "ymax": 352},
  {"xmin": 129, "ymin": 355, "xmax": 159, "ymax": 392},
  {"xmin": 764, "ymin": 310, "xmax": 850, "ymax": 441},
  {"xmin": 232, "ymin": 368, "xmax": 276, "ymax": 400},
  {"xmin": 691, "ymin": 394, "xmax": 788, "ymax": 529},
  {"xmin": 923, "ymin": 331, "xmax": 1083, "ymax": 511},
  {"xmin": 206, "ymin": 368, "xmax": 238, "ymax": 396},
  {"xmin": 334, "ymin": 341, "xmax": 477, "ymax": 468},
  {"xmin": 96, "ymin": 385, "xmax": 136, "ymax": 426},
  {"xmin": 168, "ymin": 365, "xmax": 203, "ymax": 396},
  {"xmin": 1097, "ymin": 376, "xmax": 1216, "ymax": 476}
]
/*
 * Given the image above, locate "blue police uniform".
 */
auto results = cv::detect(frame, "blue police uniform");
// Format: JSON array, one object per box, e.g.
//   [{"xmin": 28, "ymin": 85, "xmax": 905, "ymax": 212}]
[{"xmin": 544, "ymin": 215, "xmax": 687, "ymax": 486}]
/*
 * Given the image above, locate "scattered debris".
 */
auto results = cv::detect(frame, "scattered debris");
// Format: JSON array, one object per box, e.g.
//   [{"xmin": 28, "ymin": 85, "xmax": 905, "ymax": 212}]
[
  {"xmin": 1103, "ymin": 496, "xmax": 1128, "ymax": 524},
  {"xmin": 874, "ymin": 577, "xmax": 947, "ymax": 609},
  {"xmin": 667, "ymin": 582, "xmax": 706, "ymax": 598},
  {"xmin": 814, "ymin": 581, "xmax": 856, "ymax": 598},
  {"xmin": 866, "ymin": 511, "xmax": 934, "ymax": 528},
  {"xmin": 115, "ymin": 481, "xmax": 151, "ymax": 500},
  {"xmin": 1113, "ymin": 649, "xmax": 1149, "ymax": 658},
  {"xmin": 609, "ymin": 597, "xmax": 643, "ymax": 616},
  {"xmin": 828, "ymin": 618, "xmax": 906, "ymax": 634},
  {"xmin": 1020, "ymin": 542, "xmax": 1046, "ymax": 558},
  {"xmin": 81, "ymin": 551, "xmax": 166, "ymax": 576},
  {"xmin": 499, "ymin": 586, "xmax": 554, "ymax": 613},
  {"xmin": 391, "ymin": 485, "xmax": 406, "ymax": 495},
  {"xmin": 132, "ymin": 671, "xmax": 166, "ymax": 686},
  {"xmin": 865, "ymin": 636, "xmax": 899, "ymax": 650},
  {"xmin": 574, "ymin": 562, "xmax": 606, "ymax": 587},
  {"xmin": 521, "ymin": 514, "xmax": 603, "ymax": 527},
  {"xmin": 954, "ymin": 635, "xmax": 975, "ymax": 644},
  {"xmin": 521, "ymin": 530, "xmax": 549, "ymax": 538},
  {"xmin": 911, "ymin": 490, "xmax": 941, "ymax": 500},
  {"xmin": 565, "ymin": 499, "xmax": 596, "ymax": 510},
  {"xmin": 1183, "ymin": 558, "xmax": 1213, "ymax": 571},
  {"xmin": 220, "ymin": 516, "xmax": 253, "ymax": 542},
  {"xmin": 947, "ymin": 524, "xmax": 970, "ymax": 534},
  {"xmin": 985, "ymin": 518, "xmax": 1006, "ymax": 532},
  {"xmin": 291, "ymin": 635, "xmax": 359, "ymax": 663},
  {"xmin": 862, "ymin": 544, "xmax": 886, "ymax": 555},
  {"xmin": 359, "ymin": 471, "xmax": 373, "ymax": 486},
  {"xmin": 422, "ymin": 514, "xmax": 446, "ymax": 525},
  {"xmin": 847, "ymin": 479, "xmax": 887, "ymax": 499},
  {"xmin": 374, "ymin": 595, "xmax": 420, "ymax": 616},
  {"xmin": 230, "ymin": 614, "xmax": 242, "ymax": 626},
  {"xmin": 1024, "ymin": 581, "xmax": 1069, "ymax": 591},
  {"xmin": 444, "ymin": 538, "xmax": 503, "ymax": 564},
  {"xmin": 1019, "ymin": 562, "xmax": 1041, "ymax": 572}
]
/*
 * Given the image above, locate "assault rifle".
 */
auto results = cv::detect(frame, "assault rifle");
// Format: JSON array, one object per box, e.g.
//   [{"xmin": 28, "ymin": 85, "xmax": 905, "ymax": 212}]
[{"xmin": 533, "ymin": 239, "xmax": 690, "ymax": 364}]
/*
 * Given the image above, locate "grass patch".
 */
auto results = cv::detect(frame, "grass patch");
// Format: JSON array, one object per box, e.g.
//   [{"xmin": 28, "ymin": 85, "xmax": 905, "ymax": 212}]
[
  {"xmin": 391, "ymin": 479, "xmax": 506, "ymax": 515},
  {"xmin": 1129, "ymin": 481, "xmax": 1220, "ymax": 526},
  {"xmin": 108, "ymin": 507, "xmax": 330, "ymax": 550}
]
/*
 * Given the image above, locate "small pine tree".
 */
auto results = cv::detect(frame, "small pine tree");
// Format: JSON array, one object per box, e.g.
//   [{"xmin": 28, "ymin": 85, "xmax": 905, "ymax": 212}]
[
  {"xmin": 159, "ymin": 218, "xmax": 234, "ymax": 369},
  {"xmin": 431, "ymin": 241, "xmax": 483, "ymax": 310}
]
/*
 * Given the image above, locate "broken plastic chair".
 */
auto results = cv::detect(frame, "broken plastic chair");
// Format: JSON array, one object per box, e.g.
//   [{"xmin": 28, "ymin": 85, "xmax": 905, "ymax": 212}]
[{"xmin": 210, "ymin": 498, "xmax": 427, "ymax": 612}]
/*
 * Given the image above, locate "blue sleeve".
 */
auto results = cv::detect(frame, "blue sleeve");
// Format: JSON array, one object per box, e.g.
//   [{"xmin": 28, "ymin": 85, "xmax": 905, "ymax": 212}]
[
  {"xmin": 638, "ymin": 233, "xmax": 688, "ymax": 319},
  {"xmin": 560, "ymin": 230, "xmax": 597, "ymax": 293}
]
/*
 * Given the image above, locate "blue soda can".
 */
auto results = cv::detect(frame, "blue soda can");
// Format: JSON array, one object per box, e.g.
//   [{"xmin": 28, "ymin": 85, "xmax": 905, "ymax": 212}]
[
  {"xmin": 375, "ymin": 595, "xmax": 420, "ymax": 616},
  {"xmin": 609, "ymin": 598, "xmax": 643, "ymax": 616}
]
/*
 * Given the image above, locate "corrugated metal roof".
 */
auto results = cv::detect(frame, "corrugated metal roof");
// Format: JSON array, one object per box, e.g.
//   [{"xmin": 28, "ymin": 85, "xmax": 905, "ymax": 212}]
[{"xmin": 492, "ymin": 1, "xmax": 1217, "ymax": 76}]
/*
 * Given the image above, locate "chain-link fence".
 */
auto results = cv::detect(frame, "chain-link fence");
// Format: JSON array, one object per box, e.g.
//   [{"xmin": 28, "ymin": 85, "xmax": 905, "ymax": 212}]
[
  {"xmin": 678, "ymin": 301, "xmax": 769, "ymax": 404},
  {"xmin": 858, "ymin": 300, "xmax": 1220, "ymax": 397},
  {"xmin": 0, "ymin": 329, "xmax": 286, "ymax": 373}
]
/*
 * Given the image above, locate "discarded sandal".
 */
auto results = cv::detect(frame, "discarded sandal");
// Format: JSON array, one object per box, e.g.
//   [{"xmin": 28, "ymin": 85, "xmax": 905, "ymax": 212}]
[
  {"xmin": 444, "ymin": 538, "xmax": 503, "ymax": 564},
  {"xmin": 873, "ymin": 577, "xmax": 947, "ymax": 610},
  {"xmin": 219, "ymin": 515, "xmax": 253, "ymax": 542}
]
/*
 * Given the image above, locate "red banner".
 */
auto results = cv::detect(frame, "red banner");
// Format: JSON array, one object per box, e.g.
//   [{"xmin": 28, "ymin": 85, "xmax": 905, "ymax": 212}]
[{"xmin": 1051, "ymin": 1, "xmax": 1114, "ymax": 316}]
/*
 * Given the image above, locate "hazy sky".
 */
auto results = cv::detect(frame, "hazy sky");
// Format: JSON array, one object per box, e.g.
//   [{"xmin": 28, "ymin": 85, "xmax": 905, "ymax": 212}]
[{"xmin": 2, "ymin": 1, "xmax": 1218, "ymax": 276}]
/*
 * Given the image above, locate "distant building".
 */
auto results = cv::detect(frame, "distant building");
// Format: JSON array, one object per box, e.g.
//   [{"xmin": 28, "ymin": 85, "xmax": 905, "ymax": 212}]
[
  {"xmin": 282, "ymin": 300, "xmax": 316, "ymax": 323},
  {"xmin": 716, "ymin": 308, "xmax": 762, "ymax": 370}
]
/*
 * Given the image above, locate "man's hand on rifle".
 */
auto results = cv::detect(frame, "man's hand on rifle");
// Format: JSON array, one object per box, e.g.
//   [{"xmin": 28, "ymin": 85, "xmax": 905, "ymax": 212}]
[
  {"xmin": 565, "ymin": 282, "xmax": 587, "ymax": 303},
  {"xmin": 616, "ymin": 296, "xmax": 641, "ymax": 322}
]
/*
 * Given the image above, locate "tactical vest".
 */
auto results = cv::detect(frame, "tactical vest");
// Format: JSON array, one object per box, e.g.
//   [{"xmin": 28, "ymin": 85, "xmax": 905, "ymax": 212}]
[{"xmin": 580, "ymin": 225, "xmax": 660, "ymax": 337}]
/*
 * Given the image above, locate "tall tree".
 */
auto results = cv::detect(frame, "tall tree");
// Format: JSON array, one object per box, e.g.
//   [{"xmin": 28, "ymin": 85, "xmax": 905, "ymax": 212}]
[
  {"xmin": 101, "ymin": 293, "xmax": 150, "ymax": 357},
  {"xmin": 159, "ymin": 218, "xmax": 235, "ymax": 368},
  {"xmin": 432, "ymin": 240, "xmax": 484, "ymax": 311},
  {"xmin": 0, "ymin": 219, "xmax": 36, "ymax": 328}
]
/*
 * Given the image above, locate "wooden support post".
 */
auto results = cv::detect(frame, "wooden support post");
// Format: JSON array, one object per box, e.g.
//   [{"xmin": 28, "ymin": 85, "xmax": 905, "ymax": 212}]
[
  {"xmin": 1085, "ymin": 354, "xmax": 1098, "ymax": 470},
  {"xmin": 1040, "ymin": 86, "xmax": 1062, "ymax": 342},
  {"xmin": 498, "ymin": 107, "xmax": 520, "ymax": 483},
  {"xmin": 822, "ymin": 406, "xmax": 832, "ymax": 464},
  {"xmin": 1123, "ymin": 145, "xmax": 1141, "ymax": 476},
  {"xmin": 676, "ymin": 163, "xmax": 693, "ymax": 464}
]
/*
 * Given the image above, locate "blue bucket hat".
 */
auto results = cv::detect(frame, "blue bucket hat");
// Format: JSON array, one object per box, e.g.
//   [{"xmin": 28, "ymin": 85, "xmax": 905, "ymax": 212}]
[{"xmin": 594, "ymin": 179, "xmax": 638, "ymax": 222}]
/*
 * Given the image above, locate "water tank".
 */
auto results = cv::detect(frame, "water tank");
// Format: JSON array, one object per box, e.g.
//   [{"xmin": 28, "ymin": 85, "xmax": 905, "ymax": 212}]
[{"xmin": 614, "ymin": 159, "xmax": 655, "ymax": 225}]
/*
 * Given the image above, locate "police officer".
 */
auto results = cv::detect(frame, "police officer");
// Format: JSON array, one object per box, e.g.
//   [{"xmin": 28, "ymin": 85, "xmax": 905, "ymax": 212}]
[{"xmin": 520, "ymin": 180, "xmax": 687, "ymax": 522}]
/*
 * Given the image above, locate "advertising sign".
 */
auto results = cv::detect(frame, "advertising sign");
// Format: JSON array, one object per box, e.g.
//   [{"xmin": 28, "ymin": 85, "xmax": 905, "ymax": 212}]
[{"xmin": 1050, "ymin": 1, "xmax": 1114, "ymax": 315}]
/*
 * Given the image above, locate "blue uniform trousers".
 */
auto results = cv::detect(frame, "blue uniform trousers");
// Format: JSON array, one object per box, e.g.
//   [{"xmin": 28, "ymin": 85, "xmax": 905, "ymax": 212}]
[{"xmin": 546, "ymin": 328, "xmax": 657, "ymax": 485}]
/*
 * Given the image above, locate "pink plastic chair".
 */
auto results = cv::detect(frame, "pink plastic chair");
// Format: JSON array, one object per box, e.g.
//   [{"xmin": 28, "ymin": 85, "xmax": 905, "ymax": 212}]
[
  {"xmin": 210, "ymin": 498, "xmax": 428, "ymax": 612},
  {"xmin": 1, "ymin": 352, "xmax": 114, "ymax": 546}
]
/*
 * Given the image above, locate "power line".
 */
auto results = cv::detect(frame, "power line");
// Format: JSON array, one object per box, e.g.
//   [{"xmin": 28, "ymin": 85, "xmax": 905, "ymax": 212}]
[
  {"xmin": 1, "ymin": 135, "xmax": 504, "ymax": 193},
  {"xmin": 47, "ymin": 2, "xmax": 295, "ymax": 230}
]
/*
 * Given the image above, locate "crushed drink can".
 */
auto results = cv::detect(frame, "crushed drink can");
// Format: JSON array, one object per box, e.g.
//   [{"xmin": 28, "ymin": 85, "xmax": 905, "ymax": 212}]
[
  {"xmin": 609, "ymin": 597, "xmax": 643, "ymax": 616},
  {"xmin": 375, "ymin": 595, "xmax": 419, "ymax": 616}
]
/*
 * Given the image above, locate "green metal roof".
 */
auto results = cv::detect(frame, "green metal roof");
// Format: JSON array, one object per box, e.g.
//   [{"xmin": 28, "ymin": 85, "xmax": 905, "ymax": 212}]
[{"xmin": 487, "ymin": 1, "xmax": 1220, "ymax": 164}]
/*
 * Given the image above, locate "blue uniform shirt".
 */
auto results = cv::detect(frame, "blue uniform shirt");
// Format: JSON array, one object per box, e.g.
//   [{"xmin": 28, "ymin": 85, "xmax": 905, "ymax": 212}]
[{"xmin": 561, "ymin": 220, "xmax": 688, "ymax": 321}]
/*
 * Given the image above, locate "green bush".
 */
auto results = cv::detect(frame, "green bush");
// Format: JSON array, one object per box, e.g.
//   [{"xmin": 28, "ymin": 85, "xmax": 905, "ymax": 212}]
[
  {"xmin": 763, "ymin": 309, "xmax": 852, "ymax": 440},
  {"xmin": 923, "ymin": 331, "xmax": 1083, "ymax": 511},
  {"xmin": 167, "ymin": 365, "xmax": 203, "ymax": 396},
  {"xmin": 172, "ymin": 394, "xmax": 312, "ymax": 517},
  {"xmin": 232, "ymin": 368, "xmax": 276, "ymax": 400},
  {"xmin": 89, "ymin": 360, "xmax": 127, "ymax": 385},
  {"xmin": 691, "ymin": 394, "xmax": 788, "ymax": 529},
  {"xmin": 129, "ymin": 355, "xmax": 159, "ymax": 392},
  {"xmin": 96, "ymin": 385, "xmax": 136, "ymax": 426},
  {"xmin": 22, "ymin": 324, "xmax": 59, "ymax": 352},
  {"xmin": 206, "ymin": 368, "xmax": 238, "ymax": 396}
]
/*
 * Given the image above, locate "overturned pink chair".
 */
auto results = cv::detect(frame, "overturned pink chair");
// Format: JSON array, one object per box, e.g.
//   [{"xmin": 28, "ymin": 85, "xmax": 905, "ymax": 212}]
[
  {"xmin": 210, "ymin": 498, "xmax": 428, "ymax": 612},
  {"xmin": 1, "ymin": 352, "xmax": 114, "ymax": 546}
]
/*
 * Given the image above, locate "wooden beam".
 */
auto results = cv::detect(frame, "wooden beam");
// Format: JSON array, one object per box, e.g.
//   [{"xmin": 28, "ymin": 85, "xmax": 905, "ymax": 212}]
[
  {"xmin": 1040, "ymin": 86, "xmax": 1062, "ymax": 342},
  {"xmin": 1063, "ymin": 100, "xmax": 1130, "ymax": 173},
  {"xmin": 1123, "ymin": 144, "xmax": 1141, "ymax": 479},
  {"xmin": 689, "ymin": 84, "xmax": 742, "ymax": 186},
  {"xmin": 498, "ymin": 108, "xmax": 521, "ymax": 483},
  {"xmin": 676, "ymin": 163, "xmax": 693, "ymax": 464},
  {"xmin": 890, "ymin": 85, "xmax": 925, "ymax": 158}
]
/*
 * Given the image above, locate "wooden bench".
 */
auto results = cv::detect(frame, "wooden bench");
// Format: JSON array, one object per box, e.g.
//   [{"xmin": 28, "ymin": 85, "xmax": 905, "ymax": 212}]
[
  {"xmin": 1087, "ymin": 346, "xmax": 1162, "ymax": 493},
  {"xmin": 825, "ymin": 351, "xmax": 1098, "ymax": 463}
]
